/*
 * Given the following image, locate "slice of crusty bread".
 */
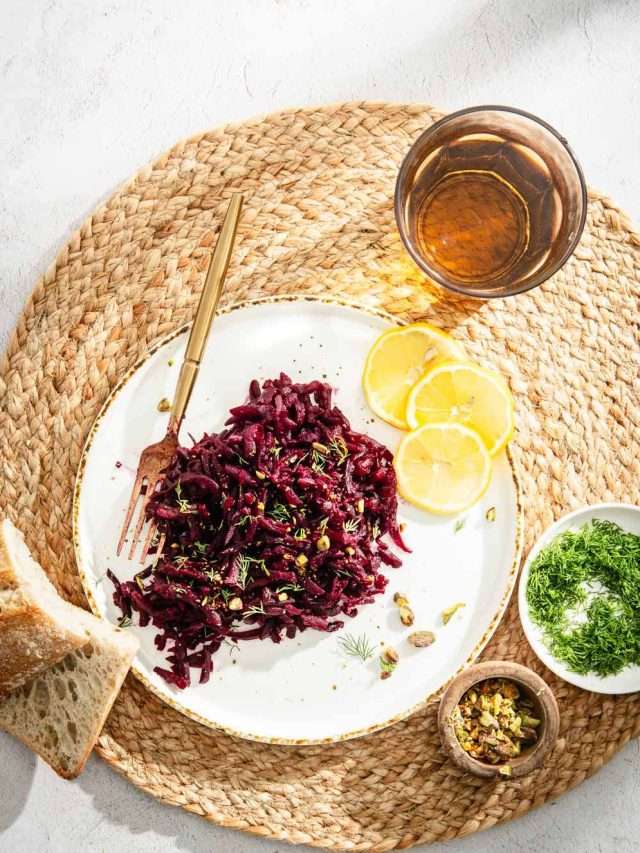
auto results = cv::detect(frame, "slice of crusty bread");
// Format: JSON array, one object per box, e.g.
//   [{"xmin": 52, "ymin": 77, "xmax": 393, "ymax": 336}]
[
  {"xmin": 0, "ymin": 518, "xmax": 92, "ymax": 697},
  {"xmin": 0, "ymin": 516, "xmax": 139, "ymax": 777},
  {"xmin": 0, "ymin": 609, "xmax": 139, "ymax": 779}
]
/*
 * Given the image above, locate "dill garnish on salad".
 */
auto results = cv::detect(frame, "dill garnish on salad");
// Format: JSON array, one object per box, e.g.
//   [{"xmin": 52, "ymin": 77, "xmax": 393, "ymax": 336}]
[
  {"xmin": 526, "ymin": 519, "xmax": 640, "ymax": 677},
  {"xmin": 109, "ymin": 373, "xmax": 409, "ymax": 689}
]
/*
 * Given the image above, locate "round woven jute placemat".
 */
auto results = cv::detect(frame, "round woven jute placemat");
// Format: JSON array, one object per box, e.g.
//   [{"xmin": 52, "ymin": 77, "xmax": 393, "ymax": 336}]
[{"xmin": 1, "ymin": 102, "xmax": 639, "ymax": 851}]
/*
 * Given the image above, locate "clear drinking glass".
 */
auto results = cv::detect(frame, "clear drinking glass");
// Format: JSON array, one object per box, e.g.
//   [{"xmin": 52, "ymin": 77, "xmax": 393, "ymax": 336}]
[{"xmin": 394, "ymin": 106, "xmax": 588, "ymax": 298}]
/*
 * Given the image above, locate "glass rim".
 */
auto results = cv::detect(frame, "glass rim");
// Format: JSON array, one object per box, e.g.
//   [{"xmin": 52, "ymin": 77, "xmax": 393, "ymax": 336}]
[{"xmin": 394, "ymin": 104, "xmax": 589, "ymax": 299}]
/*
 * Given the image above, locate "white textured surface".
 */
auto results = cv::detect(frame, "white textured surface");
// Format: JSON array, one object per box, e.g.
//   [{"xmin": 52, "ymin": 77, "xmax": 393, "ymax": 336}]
[{"xmin": 1, "ymin": 1, "xmax": 639, "ymax": 851}]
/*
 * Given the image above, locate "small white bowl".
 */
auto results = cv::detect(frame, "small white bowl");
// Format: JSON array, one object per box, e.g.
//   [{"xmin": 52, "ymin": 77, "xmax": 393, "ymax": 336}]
[{"xmin": 518, "ymin": 503, "xmax": 640, "ymax": 694}]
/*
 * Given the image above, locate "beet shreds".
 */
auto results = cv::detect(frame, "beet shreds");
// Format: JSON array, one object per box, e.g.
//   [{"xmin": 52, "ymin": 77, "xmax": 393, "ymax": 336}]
[{"xmin": 110, "ymin": 373, "xmax": 408, "ymax": 689}]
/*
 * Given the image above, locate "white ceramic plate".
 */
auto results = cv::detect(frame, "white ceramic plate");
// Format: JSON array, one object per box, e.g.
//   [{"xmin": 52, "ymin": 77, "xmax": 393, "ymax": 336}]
[
  {"xmin": 74, "ymin": 297, "xmax": 523, "ymax": 743},
  {"xmin": 518, "ymin": 502, "xmax": 640, "ymax": 694}
]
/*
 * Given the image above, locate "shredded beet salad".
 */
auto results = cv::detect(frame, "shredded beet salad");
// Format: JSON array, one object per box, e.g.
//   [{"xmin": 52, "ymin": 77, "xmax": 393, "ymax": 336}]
[{"xmin": 109, "ymin": 373, "xmax": 408, "ymax": 689}]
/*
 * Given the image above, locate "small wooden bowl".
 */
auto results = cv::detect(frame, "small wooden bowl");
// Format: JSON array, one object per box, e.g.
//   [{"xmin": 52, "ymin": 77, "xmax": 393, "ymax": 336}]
[{"xmin": 438, "ymin": 661, "xmax": 560, "ymax": 779}]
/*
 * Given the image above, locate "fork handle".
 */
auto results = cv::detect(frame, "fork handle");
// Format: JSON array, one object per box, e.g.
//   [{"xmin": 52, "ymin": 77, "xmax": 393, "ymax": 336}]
[{"xmin": 169, "ymin": 193, "xmax": 243, "ymax": 432}]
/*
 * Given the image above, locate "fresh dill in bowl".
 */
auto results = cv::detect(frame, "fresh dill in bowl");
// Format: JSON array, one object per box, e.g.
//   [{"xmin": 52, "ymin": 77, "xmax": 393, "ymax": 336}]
[{"xmin": 526, "ymin": 519, "xmax": 640, "ymax": 677}]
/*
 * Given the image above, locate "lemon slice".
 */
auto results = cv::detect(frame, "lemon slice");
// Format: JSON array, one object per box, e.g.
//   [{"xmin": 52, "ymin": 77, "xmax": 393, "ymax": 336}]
[
  {"xmin": 395, "ymin": 423, "xmax": 491, "ymax": 514},
  {"xmin": 363, "ymin": 324, "xmax": 466, "ymax": 429},
  {"xmin": 406, "ymin": 361, "xmax": 514, "ymax": 455}
]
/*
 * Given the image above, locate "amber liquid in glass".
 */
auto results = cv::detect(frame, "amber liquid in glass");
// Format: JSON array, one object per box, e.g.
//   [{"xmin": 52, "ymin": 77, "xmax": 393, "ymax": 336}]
[{"xmin": 408, "ymin": 135, "xmax": 561, "ymax": 289}]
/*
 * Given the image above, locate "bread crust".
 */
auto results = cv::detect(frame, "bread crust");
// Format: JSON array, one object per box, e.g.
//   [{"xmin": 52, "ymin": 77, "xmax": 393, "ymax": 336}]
[
  {"xmin": 0, "ymin": 520, "xmax": 88, "ymax": 696},
  {"xmin": 0, "ymin": 519, "xmax": 139, "ymax": 777},
  {"xmin": 0, "ymin": 607, "xmax": 86, "ymax": 698}
]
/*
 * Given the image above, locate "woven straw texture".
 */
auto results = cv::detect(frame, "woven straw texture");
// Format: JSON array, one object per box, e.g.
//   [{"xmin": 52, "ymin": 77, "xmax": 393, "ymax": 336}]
[{"xmin": 1, "ymin": 102, "xmax": 639, "ymax": 851}]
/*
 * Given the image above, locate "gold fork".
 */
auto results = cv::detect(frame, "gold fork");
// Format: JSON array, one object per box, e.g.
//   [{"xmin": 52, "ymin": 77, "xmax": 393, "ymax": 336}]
[{"xmin": 117, "ymin": 193, "xmax": 243, "ymax": 563}]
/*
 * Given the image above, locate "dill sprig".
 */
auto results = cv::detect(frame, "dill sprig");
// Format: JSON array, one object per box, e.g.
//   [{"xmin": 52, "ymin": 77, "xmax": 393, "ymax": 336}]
[
  {"xmin": 235, "ymin": 554, "xmax": 251, "ymax": 589},
  {"xmin": 234, "ymin": 553, "xmax": 269, "ymax": 589},
  {"xmin": 338, "ymin": 632, "xmax": 376, "ymax": 663},
  {"xmin": 526, "ymin": 519, "xmax": 640, "ymax": 676},
  {"xmin": 276, "ymin": 583, "xmax": 303, "ymax": 595},
  {"xmin": 174, "ymin": 483, "xmax": 191, "ymax": 514},
  {"xmin": 269, "ymin": 503, "xmax": 291, "ymax": 523},
  {"xmin": 343, "ymin": 518, "xmax": 360, "ymax": 534},
  {"xmin": 329, "ymin": 436, "xmax": 349, "ymax": 465},
  {"xmin": 311, "ymin": 448, "xmax": 326, "ymax": 473}
]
